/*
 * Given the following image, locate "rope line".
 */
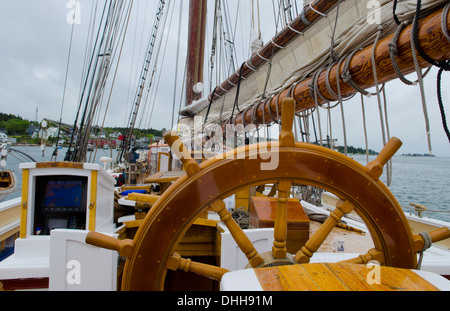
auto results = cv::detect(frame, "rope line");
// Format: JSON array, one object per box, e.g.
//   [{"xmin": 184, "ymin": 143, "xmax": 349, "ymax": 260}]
[
  {"xmin": 371, "ymin": 25, "xmax": 392, "ymax": 186},
  {"xmin": 410, "ymin": 14, "xmax": 433, "ymax": 155},
  {"xmin": 417, "ymin": 231, "xmax": 432, "ymax": 270}
]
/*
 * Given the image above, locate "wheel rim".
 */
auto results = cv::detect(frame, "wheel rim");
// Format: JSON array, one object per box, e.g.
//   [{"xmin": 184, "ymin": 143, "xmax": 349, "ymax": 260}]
[{"xmin": 121, "ymin": 141, "xmax": 416, "ymax": 291}]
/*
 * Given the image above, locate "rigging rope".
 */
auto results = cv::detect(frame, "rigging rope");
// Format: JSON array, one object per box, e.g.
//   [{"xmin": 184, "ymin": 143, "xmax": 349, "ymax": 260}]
[
  {"xmin": 417, "ymin": 231, "xmax": 432, "ymax": 270},
  {"xmin": 392, "ymin": 0, "xmax": 401, "ymax": 26},
  {"xmin": 411, "ymin": 14, "xmax": 433, "ymax": 155},
  {"xmin": 388, "ymin": 21, "xmax": 432, "ymax": 86},
  {"xmin": 66, "ymin": 0, "xmax": 109, "ymax": 162},
  {"xmin": 371, "ymin": 25, "xmax": 392, "ymax": 186},
  {"xmin": 412, "ymin": 0, "xmax": 450, "ymax": 72},
  {"xmin": 437, "ymin": 64, "xmax": 450, "ymax": 143},
  {"xmin": 171, "ymin": 0, "xmax": 183, "ymax": 130},
  {"xmin": 410, "ymin": 0, "xmax": 450, "ymax": 147},
  {"xmin": 360, "ymin": 94, "xmax": 370, "ymax": 165},
  {"xmin": 437, "ymin": 1, "xmax": 450, "ymax": 143},
  {"xmin": 53, "ymin": 1, "xmax": 78, "ymax": 161},
  {"xmin": 92, "ymin": 1, "xmax": 134, "ymax": 165},
  {"xmin": 119, "ymin": 0, "xmax": 167, "ymax": 163}
]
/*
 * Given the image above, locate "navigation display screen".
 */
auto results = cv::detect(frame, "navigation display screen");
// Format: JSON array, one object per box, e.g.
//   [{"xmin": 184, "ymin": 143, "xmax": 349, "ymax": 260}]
[{"xmin": 44, "ymin": 180, "xmax": 83, "ymax": 208}]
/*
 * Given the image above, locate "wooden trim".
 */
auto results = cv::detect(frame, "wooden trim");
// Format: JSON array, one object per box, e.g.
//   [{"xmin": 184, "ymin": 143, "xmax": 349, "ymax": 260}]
[
  {"xmin": 88, "ymin": 170, "xmax": 98, "ymax": 231},
  {"xmin": 19, "ymin": 169, "xmax": 29, "ymax": 239},
  {"xmin": 36, "ymin": 162, "xmax": 84, "ymax": 169},
  {"xmin": 0, "ymin": 278, "xmax": 49, "ymax": 291},
  {"xmin": 254, "ymin": 263, "xmax": 440, "ymax": 291},
  {"xmin": 120, "ymin": 143, "xmax": 415, "ymax": 290}
]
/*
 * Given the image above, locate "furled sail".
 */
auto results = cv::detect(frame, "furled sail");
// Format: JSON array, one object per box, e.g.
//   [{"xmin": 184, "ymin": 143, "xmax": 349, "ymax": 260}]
[{"xmin": 178, "ymin": 0, "xmax": 449, "ymax": 132}]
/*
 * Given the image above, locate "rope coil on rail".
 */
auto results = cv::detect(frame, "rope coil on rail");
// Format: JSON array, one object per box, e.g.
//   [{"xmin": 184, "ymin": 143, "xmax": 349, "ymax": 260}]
[{"xmin": 417, "ymin": 231, "xmax": 432, "ymax": 270}]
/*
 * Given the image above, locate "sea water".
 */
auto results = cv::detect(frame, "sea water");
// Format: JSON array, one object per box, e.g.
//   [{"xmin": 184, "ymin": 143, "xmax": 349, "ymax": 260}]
[
  {"xmin": 2, "ymin": 146, "xmax": 450, "ymax": 222},
  {"xmin": 355, "ymin": 155, "xmax": 450, "ymax": 222}
]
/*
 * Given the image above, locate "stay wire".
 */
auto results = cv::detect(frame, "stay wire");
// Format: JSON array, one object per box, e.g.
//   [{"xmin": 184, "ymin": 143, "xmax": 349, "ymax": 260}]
[
  {"xmin": 437, "ymin": 63, "xmax": 450, "ymax": 143},
  {"xmin": 53, "ymin": 2, "xmax": 78, "ymax": 161}
]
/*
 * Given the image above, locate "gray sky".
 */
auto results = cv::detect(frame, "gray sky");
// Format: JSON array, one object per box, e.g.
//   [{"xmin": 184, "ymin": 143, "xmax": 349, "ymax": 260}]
[{"xmin": 0, "ymin": 0, "xmax": 449, "ymax": 157}]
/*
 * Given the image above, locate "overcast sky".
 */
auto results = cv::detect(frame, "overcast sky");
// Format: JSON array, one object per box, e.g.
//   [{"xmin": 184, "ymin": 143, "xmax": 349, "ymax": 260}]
[{"xmin": 0, "ymin": 0, "xmax": 449, "ymax": 157}]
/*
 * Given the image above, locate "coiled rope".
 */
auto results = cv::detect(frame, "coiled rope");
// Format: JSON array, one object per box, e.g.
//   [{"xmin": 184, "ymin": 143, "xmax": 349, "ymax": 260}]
[{"xmin": 417, "ymin": 231, "xmax": 432, "ymax": 270}]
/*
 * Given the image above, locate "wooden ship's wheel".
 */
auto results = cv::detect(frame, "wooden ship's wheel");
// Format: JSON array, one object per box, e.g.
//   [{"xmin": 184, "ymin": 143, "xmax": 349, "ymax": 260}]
[{"xmin": 86, "ymin": 98, "xmax": 449, "ymax": 291}]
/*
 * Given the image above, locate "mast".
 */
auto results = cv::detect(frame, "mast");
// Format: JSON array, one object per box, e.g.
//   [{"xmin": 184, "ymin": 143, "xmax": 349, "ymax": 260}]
[{"xmin": 185, "ymin": 0, "xmax": 208, "ymax": 106}]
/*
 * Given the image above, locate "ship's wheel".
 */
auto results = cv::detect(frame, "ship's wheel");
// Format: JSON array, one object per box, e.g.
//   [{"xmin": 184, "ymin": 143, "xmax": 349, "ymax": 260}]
[{"xmin": 86, "ymin": 98, "xmax": 447, "ymax": 291}]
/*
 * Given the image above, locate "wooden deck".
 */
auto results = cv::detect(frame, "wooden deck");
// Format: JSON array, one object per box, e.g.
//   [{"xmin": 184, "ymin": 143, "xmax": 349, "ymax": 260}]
[
  {"xmin": 254, "ymin": 263, "xmax": 442, "ymax": 291},
  {"xmin": 310, "ymin": 220, "xmax": 374, "ymax": 254}
]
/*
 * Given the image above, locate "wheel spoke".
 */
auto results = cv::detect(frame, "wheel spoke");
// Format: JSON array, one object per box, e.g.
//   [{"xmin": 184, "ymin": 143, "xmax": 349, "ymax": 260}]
[
  {"xmin": 272, "ymin": 180, "xmax": 291, "ymax": 259},
  {"xmin": 279, "ymin": 97, "xmax": 296, "ymax": 148},
  {"xmin": 366, "ymin": 137, "xmax": 402, "ymax": 180},
  {"xmin": 166, "ymin": 253, "xmax": 229, "ymax": 281},
  {"xmin": 209, "ymin": 199, "xmax": 264, "ymax": 268},
  {"xmin": 338, "ymin": 248, "xmax": 386, "ymax": 265},
  {"xmin": 294, "ymin": 199, "xmax": 356, "ymax": 264},
  {"xmin": 271, "ymin": 97, "xmax": 295, "ymax": 259},
  {"xmin": 164, "ymin": 131, "xmax": 201, "ymax": 177}
]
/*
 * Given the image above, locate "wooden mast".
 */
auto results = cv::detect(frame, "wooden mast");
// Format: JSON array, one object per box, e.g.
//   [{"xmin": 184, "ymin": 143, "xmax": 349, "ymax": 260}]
[
  {"xmin": 185, "ymin": 0, "xmax": 208, "ymax": 106},
  {"xmin": 225, "ymin": 6, "xmax": 450, "ymax": 128}
]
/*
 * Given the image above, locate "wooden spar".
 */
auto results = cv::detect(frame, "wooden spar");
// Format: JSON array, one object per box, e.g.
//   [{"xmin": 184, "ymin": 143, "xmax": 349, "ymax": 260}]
[
  {"xmin": 207, "ymin": 0, "xmax": 342, "ymax": 102},
  {"xmin": 226, "ymin": 6, "xmax": 450, "ymax": 128},
  {"xmin": 186, "ymin": 0, "xmax": 208, "ymax": 106}
]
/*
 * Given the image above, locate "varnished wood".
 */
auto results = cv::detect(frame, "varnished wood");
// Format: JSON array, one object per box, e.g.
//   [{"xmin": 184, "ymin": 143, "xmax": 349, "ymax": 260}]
[
  {"xmin": 116, "ymin": 142, "xmax": 416, "ymax": 290},
  {"xmin": 254, "ymin": 263, "xmax": 440, "ymax": 291},
  {"xmin": 80, "ymin": 5, "xmax": 450, "ymax": 291},
  {"xmin": 209, "ymin": 199, "xmax": 264, "ymax": 268},
  {"xmin": 272, "ymin": 97, "xmax": 295, "ymax": 258},
  {"xmin": 166, "ymin": 253, "xmax": 228, "ymax": 281},
  {"xmin": 90, "ymin": 100, "xmax": 416, "ymax": 290},
  {"xmin": 227, "ymin": 7, "xmax": 450, "ymax": 128},
  {"xmin": 366, "ymin": 137, "xmax": 402, "ymax": 180},
  {"xmin": 35, "ymin": 162, "xmax": 84, "ymax": 169},
  {"xmin": 163, "ymin": 131, "xmax": 201, "ymax": 177},
  {"xmin": 340, "ymin": 248, "xmax": 386, "ymax": 266},
  {"xmin": 272, "ymin": 180, "xmax": 291, "ymax": 259},
  {"xmin": 413, "ymin": 227, "xmax": 450, "ymax": 253},
  {"xmin": 85, "ymin": 231, "xmax": 135, "ymax": 258},
  {"xmin": 88, "ymin": 170, "xmax": 98, "ymax": 231},
  {"xmin": 19, "ymin": 169, "xmax": 29, "ymax": 239},
  {"xmin": 175, "ymin": 220, "xmax": 220, "ymax": 257},
  {"xmin": 126, "ymin": 193, "xmax": 160, "ymax": 204},
  {"xmin": 144, "ymin": 170, "xmax": 186, "ymax": 183},
  {"xmin": 186, "ymin": 0, "xmax": 208, "ymax": 105},
  {"xmin": 309, "ymin": 220, "xmax": 373, "ymax": 254},
  {"xmin": 279, "ymin": 98, "xmax": 296, "ymax": 148},
  {"xmin": 120, "ymin": 185, "xmax": 152, "ymax": 191}
]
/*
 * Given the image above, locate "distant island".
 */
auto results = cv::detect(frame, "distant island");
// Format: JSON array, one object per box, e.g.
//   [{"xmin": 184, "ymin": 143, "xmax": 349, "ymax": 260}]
[
  {"xmin": 0, "ymin": 112, "xmax": 164, "ymax": 146},
  {"xmin": 401, "ymin": 153, "xmax": 436, "ymax": 157},
  {"xmin": 335, "ymin": 145, "xmax": 378, "ymax": 155}
]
